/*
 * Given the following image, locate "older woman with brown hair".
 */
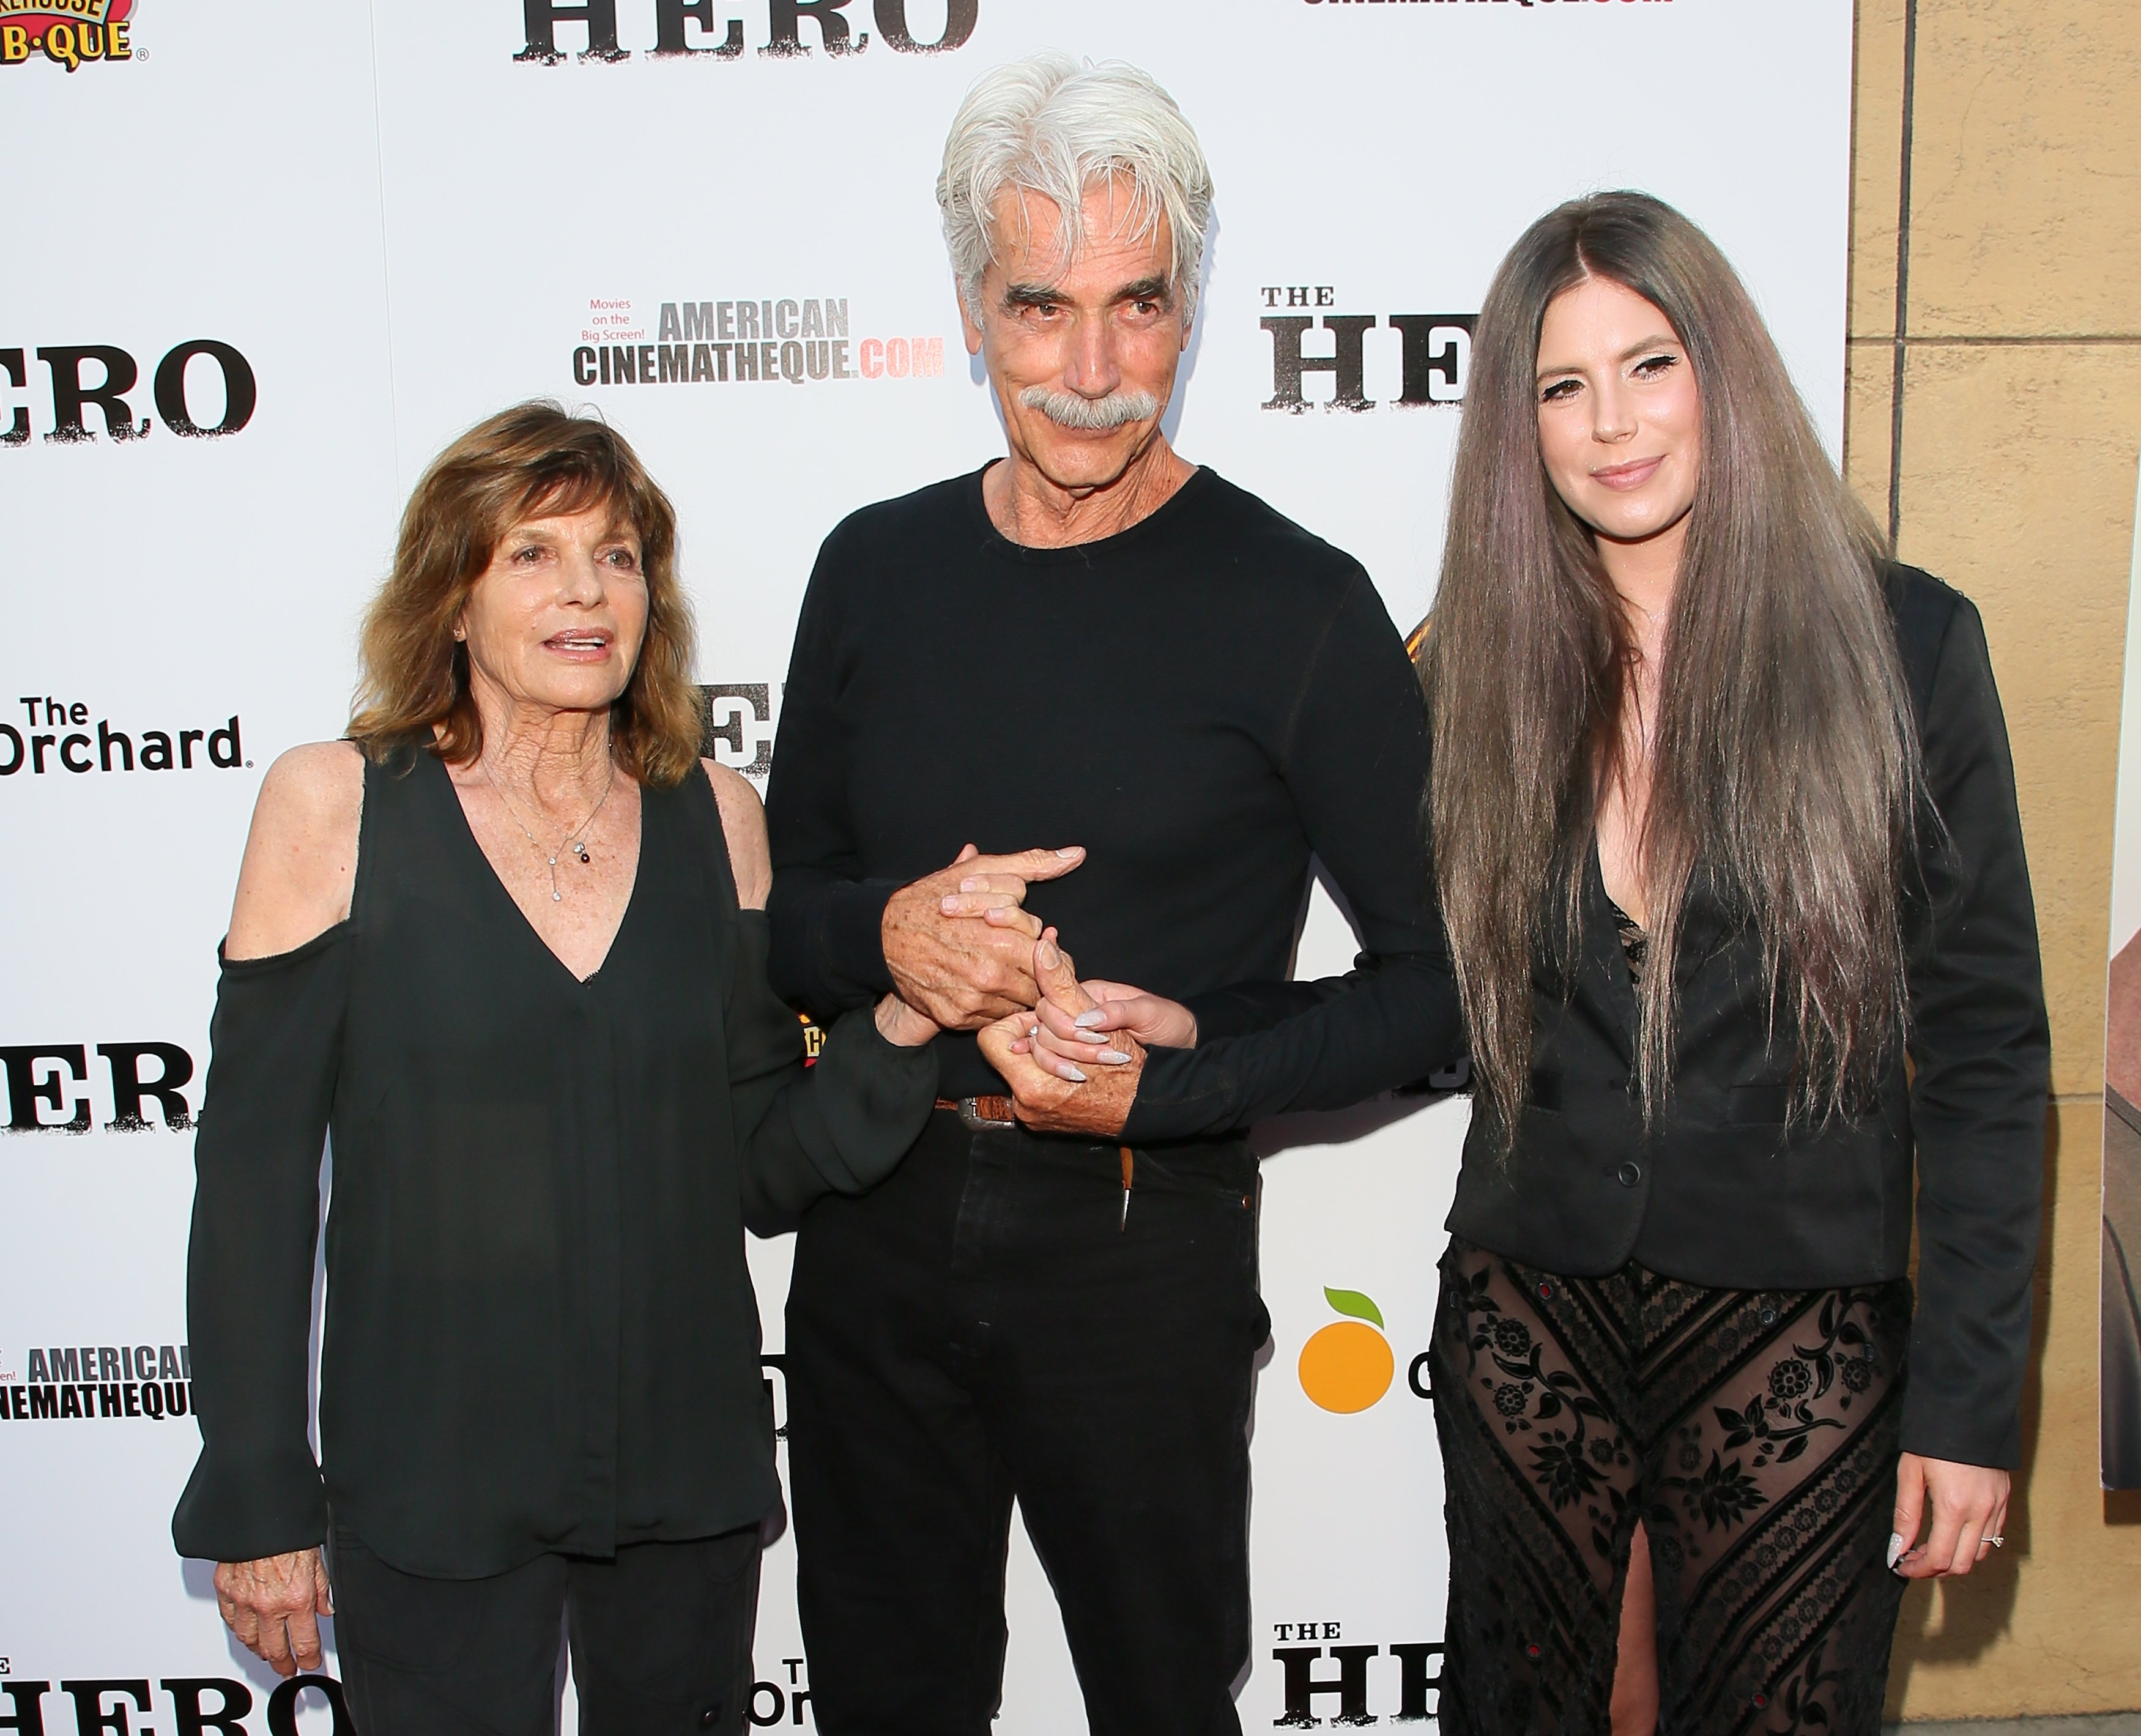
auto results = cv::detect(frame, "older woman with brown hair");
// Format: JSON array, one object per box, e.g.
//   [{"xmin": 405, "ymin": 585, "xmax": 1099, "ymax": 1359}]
[{"xmin": 171, "ymin": 402, "xmax": 941, "ymax": 1736}]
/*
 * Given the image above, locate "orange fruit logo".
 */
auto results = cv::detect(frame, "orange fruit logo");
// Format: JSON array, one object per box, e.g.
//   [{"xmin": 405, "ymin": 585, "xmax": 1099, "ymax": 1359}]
[{"xmin": 1297, "ymin": 1287, "xmax": 1395, "ymax": 1414}]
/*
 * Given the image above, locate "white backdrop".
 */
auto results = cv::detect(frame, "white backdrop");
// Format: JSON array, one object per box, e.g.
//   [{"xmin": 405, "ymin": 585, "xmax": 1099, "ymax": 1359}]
[{"xmin": 0, "ymin": 2, "xmax": 1851, "ymax": 1728}]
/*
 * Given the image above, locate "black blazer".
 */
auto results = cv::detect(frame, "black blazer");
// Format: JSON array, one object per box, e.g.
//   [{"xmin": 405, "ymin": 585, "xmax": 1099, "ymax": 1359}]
[{"xmin": 1449, "ymin": 565, "xmax": 2047, "ymax": 1468}]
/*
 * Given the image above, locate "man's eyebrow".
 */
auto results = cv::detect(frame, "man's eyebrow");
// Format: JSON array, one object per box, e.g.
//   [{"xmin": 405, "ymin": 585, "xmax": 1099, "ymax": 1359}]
[
  {"xmin": 1001, "ymin": 282, "xmax": 1069, "ymax": 309},
  {"xmin": 1115, "ymin": 276, "xmax": 1173, "ymax": 304}
]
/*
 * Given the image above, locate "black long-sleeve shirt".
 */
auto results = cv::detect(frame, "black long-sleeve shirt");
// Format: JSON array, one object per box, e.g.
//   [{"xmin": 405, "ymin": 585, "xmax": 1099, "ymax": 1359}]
[
  {"xmin": 173, "ymin": 752, "xmax": 937, "ymax": 1573},
  {"xmin": 765, "ymin": 464, "xmax": 1464, "ymax": 1141}
]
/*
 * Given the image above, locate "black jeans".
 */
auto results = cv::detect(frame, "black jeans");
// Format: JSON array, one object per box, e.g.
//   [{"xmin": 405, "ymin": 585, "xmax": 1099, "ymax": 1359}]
[
  {"xmin": 327, "ymin": 1524, "xmax": 761, "ymax": 1736},
  {"xmin": 785, "ymin": 1112, "xmax": 1269, "ymax": 1736}
]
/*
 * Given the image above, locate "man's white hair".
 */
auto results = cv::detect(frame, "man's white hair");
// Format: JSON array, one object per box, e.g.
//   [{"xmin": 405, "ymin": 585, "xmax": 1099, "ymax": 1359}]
[{"xmin": 937, "ymin": 52, "xmax": 1214, "ymax": 325}]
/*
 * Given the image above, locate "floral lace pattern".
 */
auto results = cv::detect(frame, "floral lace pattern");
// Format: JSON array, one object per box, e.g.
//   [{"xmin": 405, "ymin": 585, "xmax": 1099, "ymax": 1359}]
[{"xmin": 1430, "ymin": 1237, "xmax": 1912, "ymax": 1735}]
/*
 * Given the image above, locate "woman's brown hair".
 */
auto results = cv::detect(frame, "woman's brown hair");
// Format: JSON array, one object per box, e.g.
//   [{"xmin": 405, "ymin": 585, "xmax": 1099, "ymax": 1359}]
[
  {"xmin": 349, "ymin": 401, "xmax": 703, "ymax": 788},
  {"xmin": 1422, "ymin": 192, "xmax": 1919, "ymax": 1145}
]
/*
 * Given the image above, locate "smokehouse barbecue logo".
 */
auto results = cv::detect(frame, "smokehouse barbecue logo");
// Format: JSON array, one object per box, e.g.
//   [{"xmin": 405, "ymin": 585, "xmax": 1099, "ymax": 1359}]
[
  {"xmin": 0, "ymin": 1340, "xmax": 192, "ymax": 1423},
  {"xmin": 574, "ymin": 299, "xmax": 945, "ymax": 390},
  {"xmin": 515, "ymin": 0, "xmax": 978, "ymax": 62},
  {"xmin": 1259, "ymin": 286, "xmax": 1476, "ymax": 412},
  {"xmin": 0, "ymin": 0, "xmax": 134, "ymax": 72}
]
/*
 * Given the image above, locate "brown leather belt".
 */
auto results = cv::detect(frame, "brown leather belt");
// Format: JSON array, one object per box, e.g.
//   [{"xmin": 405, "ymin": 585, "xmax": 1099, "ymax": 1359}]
[
  {"xmin": 935, "ymin": 1097, "xmax": 1138, "ymax": 1230},
  {"xmin": 935, "ymin": 1094, "xmax": 1017, "ymax": 1131}
]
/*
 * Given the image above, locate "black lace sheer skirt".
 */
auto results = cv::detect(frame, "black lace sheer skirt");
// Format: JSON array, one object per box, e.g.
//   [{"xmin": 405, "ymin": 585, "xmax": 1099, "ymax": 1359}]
[{"xmin": 1430, "ymin": 1236, "xmax": 1913, "ymax": 1736}]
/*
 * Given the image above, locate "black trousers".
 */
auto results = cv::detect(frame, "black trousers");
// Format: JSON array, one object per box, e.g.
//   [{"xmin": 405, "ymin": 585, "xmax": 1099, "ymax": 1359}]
[
  {"xmin": 327, "ymin": 1524, "xmax": 761, "ymax": 1736},
  {"xmin": 785, "ymin": 1112, "xmax": 1269, "ymax": 1736}
]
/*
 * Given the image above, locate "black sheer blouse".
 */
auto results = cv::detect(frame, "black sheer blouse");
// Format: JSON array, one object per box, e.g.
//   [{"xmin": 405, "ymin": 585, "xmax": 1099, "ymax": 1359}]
[{"xmin": 172, "ymin": 752, "xmax": 937, "ymax": 1575}]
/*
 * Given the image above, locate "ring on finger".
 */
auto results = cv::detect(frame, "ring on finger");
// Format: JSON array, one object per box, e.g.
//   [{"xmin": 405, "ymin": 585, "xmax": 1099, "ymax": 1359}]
[{"xmin": 1981, "ymin": 1535, "xmax": 2003, "ymax": 1546}]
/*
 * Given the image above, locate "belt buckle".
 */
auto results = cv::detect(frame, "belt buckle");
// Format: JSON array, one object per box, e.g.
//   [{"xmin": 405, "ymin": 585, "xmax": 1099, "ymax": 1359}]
[{"xmin": 958, "ymin": 1096, "xmax": 1016, "ymax": 1133}]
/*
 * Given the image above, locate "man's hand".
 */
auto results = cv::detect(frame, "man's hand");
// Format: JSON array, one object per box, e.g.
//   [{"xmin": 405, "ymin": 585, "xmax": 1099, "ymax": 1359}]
[
  {"xmin": 1891, "ymin": 1452, "xmax": 2011, "ymax": 1578},
  {"xmin": 979, "ymin": 929, "xmax": 1145, "ymax": 1136},
  {"xmin": 215, "ymin": 1548, "xmax": 333, "ymax": 1677},
  {"xmin": 883, "ymin": 844, "xmax": 1084, "ymax": 1030}
]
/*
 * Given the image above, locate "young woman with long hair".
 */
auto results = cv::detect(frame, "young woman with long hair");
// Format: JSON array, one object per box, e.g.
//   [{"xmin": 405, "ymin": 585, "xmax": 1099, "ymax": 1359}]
[{"xmin": 1419, "ymin": 194, "xmax": 2047, "ymax": 1734}]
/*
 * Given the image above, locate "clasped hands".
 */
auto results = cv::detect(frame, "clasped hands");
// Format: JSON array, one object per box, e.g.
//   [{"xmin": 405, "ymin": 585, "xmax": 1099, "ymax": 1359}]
[{"xmin": 881, "ymin": 843, "xmax": 1195, "ymax": 1135}]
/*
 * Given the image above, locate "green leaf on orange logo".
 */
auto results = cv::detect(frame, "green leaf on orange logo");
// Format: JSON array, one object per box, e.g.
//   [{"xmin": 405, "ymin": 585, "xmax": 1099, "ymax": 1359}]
[{"xmin": 1324, "ymin": 1287, "xmax": 1384, "ymax": 1330}]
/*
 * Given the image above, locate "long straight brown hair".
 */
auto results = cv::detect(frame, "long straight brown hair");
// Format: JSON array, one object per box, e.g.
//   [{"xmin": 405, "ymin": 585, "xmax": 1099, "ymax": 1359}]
[
  {"xmin": 349, "ymin": 402, "xmax": 704, "ymax": 788},
  {"xmin": 1423, "ymin": 192, "xmax": 1918, "ymax": 1143}
]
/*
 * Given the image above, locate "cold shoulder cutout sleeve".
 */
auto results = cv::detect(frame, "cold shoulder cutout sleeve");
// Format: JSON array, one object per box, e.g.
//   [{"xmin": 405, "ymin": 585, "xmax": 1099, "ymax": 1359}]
[{"xmin": 173, "ymin": 926, "xmax": 351, "ymax": 1562}]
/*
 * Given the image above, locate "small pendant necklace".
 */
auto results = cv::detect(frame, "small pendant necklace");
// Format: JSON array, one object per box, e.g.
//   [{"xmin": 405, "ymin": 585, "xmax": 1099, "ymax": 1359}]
[{"xmin": 485, "ymin": 758, "xmax": 618, "ymax": 902}]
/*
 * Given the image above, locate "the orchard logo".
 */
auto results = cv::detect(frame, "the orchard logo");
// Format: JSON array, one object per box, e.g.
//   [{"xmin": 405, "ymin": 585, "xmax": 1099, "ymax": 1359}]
[
  {"xmin": 1, "ymin": 696, "xmax": 250, "ymax": 779},
  {"xmin": 516, "ymin": 0, "xmax": 978, "ymax": 63},
  {"xmin": 1298, "ymin": 1286, "xmax": 1394, "ymax": 1413},
  {"xmin": 0, "ymin": 0, "xmax": 135, "ymax": 72},
  {"xmin": 1297, "ymin": 1286, "xmax": 1433, "ymax": 1414}
]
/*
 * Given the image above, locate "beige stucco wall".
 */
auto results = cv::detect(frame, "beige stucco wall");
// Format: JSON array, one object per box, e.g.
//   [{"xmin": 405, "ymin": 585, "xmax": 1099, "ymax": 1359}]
[{"xmin": 1844, "ymin": 0, "xmax": 2141, "ymax": 1719}]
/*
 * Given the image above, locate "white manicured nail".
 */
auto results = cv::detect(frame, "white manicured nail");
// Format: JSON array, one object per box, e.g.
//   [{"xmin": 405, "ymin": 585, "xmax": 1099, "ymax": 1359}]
[
  {"xmin": 1074, "ymin": 1009, "xmax": 1105, "ymax": 1028},
  {"xmin": 1887, "ymin": 1533, "xmax": 1905, "ymax": 1570},
  {"xmin": 1060, "ymin": 1064, "xmax": 1088, "ymax": 1083},
  {"xmin": 1097, "ymin": 1050, "xmax": 1132, "ymax": 1065}
]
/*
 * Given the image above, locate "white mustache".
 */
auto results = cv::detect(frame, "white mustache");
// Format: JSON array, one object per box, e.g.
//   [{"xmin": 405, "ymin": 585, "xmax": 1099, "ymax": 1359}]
[{"xmin": 1017, "ymin": 385, "xmax": 1161, "ymax": 430}]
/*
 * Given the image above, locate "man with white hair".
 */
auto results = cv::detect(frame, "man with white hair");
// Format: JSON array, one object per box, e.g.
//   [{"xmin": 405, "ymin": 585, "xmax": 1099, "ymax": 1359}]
[{"xmin": 765, "ymin": 52, "xmax": 1459, "ymax": 1734}]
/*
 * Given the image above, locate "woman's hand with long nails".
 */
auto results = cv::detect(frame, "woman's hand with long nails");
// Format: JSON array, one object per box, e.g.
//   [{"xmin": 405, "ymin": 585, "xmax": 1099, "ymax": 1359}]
[
  {"xmin": 979, "ymin": 929, "xmax": 1146, "ymax": 1136},
  {"xmin": 1015, "ymin": 977, "xmax": 1197, "ymax": 1075}
]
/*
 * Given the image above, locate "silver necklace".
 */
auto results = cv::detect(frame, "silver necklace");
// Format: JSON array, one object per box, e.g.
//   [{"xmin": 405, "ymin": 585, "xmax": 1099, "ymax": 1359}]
[{"xmin": 484, "ymin": 758, "xmax": 617, "ymax": 903}]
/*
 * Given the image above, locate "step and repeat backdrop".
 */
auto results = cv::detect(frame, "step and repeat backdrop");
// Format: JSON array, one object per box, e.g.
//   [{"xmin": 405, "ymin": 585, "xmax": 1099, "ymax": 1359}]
[{"xmin": 0, "ymin": 2, "xmax": 1850, "ymax": 1728}]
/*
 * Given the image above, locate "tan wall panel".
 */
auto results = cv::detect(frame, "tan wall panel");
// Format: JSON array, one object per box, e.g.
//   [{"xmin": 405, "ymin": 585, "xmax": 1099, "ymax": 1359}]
[
  {"xmin": 1890, "ymin": 342, "xmax": 2141, "ymax": 1096},
  {"xmin": 1889, "ymin": 1101, "xmax": 2141, "ymax": 1719},
  {"xmin": 1905, "ymin": 0, "xmax": 2141, "ymax": 338},
  {"xmin": 1844, "ymin": 340, "xmax": 1896, "ymax": 521},
  {"xmin": 1850, "ymin": 1, "xmax": 2141, "ymax": 1718},
  {"xmin": 1850, "ymin": 0, "xmax": 1909, "ymax": 343}
]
